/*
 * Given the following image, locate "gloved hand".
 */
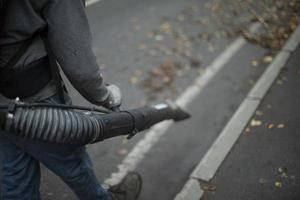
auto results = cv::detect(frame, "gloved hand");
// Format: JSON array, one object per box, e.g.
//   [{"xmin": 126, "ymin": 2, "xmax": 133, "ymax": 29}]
[{"xmin": 103, "ymin": 84, "xmax": 122, "ymax": 111}]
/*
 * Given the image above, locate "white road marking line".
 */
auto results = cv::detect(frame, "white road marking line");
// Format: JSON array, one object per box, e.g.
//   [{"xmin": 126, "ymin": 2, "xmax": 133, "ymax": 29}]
[
  {"xmin": 191, "ymin": 98, "xmax": 262, "ymax": 181},
  {"xmin": 247, "ymin": 51, "xmax": 290, "ymax": 99},
  {"xmin": 175, "ymin": 24, "xmax": 300, "ymax": 200},
  {"xmin": 86, "ymin": 0, "xmax": 103, "ymax": 7},
  {"xmin": 104, "ymin": 22, "xmax": 261, "ymax": 186},
  {"xmin": 174, "ymin": 179, "xmax": 203, "ymax": 200},
  {"xmin": 283, "ymin": 25, "xmax": 300, "ymax": 52},
  {"xmin": 191, "ymin": 26, "xmax": 300, "ymax": 183}
]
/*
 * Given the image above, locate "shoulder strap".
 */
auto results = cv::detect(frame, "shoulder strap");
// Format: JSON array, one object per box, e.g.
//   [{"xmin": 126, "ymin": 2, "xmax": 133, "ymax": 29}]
[{"xmin": 41, "ymin": 33, "xmax": 66, "ymax": 104}]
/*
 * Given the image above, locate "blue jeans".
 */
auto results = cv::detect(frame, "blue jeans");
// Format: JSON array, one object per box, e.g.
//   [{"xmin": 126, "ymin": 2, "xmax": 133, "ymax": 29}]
[{"xmin": 0, "ymin": 94, "xmax": 112, "ymax": 200}]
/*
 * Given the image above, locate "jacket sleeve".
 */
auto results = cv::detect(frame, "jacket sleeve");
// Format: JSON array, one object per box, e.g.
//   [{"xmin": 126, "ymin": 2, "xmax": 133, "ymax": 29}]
[{"xmin": 42, "ymin": 0, "xmax": 109, "ymax": 105}]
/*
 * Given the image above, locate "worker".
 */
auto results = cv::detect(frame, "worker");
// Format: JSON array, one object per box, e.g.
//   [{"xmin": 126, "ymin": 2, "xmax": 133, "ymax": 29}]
[{"xmin": 0, "ymin": 0, "xmax": 142, "ymax": 199}]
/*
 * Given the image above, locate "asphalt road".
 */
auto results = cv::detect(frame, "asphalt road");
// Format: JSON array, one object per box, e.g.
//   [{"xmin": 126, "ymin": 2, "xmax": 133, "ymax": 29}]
[
  {"xmin": 203, "ymin": 46, "xmax": 300, "ymax": 200},
  {"xmin": 0, "ymin": 0, "xmax": 275, "ymax": 199}
]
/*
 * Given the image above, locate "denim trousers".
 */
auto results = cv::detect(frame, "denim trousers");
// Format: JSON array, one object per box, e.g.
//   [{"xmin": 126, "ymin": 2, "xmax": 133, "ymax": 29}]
[{"xmin": 0, "ymin": 94, "xmax": 112, "ymax": 200}]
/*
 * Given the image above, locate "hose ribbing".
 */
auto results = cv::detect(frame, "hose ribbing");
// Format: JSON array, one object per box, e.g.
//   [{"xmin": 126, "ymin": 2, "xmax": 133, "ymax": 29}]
[{"xmin": 13, "ymin": 107, "xmax": 104, "ymax": 145}]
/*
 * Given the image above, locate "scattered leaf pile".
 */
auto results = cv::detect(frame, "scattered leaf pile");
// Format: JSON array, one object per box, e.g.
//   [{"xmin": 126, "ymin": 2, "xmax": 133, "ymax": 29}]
[
  {"xmin": 129, "ymin": 0, "xmax": 300, "ymax": 101},
  {"xmin": 259, "ymin": 167, "xmax": 296, "ymax": 189},
  {"xmin": 141, "ymin": 59, "xmax": 183, "ymax": 93},
  {"xmin": 206, "ymin": 0, "xmax": 300, "ymax": 51},
  {"xmin": 135, "ymin": 7, "xmax": 212, "ymax": 100}
]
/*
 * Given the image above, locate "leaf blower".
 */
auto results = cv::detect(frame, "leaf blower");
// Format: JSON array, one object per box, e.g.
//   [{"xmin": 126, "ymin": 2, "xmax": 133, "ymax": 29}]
[{"xmin": 0, "ymin": 100, "xmax": 190, "ymax": 146}]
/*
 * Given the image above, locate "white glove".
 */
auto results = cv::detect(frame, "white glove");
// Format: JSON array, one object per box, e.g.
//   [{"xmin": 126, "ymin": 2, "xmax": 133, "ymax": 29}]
[{"xmin": 104, "ymin": 84, "xmax": 122, "ymax": 110}]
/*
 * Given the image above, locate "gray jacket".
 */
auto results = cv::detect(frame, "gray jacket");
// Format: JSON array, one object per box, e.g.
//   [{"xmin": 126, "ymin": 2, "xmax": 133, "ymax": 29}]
[{"xmin": 0, "ymin": 0, "xmax": 109, "ymax": 104}]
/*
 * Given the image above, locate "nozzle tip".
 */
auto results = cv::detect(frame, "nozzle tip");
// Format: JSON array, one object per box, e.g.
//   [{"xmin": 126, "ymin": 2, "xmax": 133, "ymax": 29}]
[
  {"xmin": 173, "ymin": 107, "xmax": 191, "ymax": 122},
  {"xmin": 165, "ymin": 100, "xmax": 191, "ymax": 122}
]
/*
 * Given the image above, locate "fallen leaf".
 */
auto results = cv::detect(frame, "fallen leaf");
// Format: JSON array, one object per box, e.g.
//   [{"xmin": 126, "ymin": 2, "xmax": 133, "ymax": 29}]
[
  {"xmin": 155, "ymin": 35, "xmax": 164, "ymax": 41},
  {"xmin": 160, "ymin": 22, "xmax": 172, "ymax": 34},
  {"xmin": 251, "ymin": 60, "xmax": 259, "ymax": 67},
  {"xmin": 163, "ymin": 76, "xmax": 172, "ymax": 85},
  {"xmin": 278, "ymin": 167, "xmax": 285, "ymax": 173},
  {"xmin": 255, "ymin": 110, "xmax": 263, "ymax": 116},
  {"xmin": 263, "ymin": 56, "xmax": 273, "ymax": 63},
  {"xmin": 277, "ymin": 79, "xmax": 283, "ymax": 85},
  {"xmin": 278, "ymin": 167, "xmax": 289, "ymax": 179},
  {"xmin": 281, "ymin": 173, "xmax": 289, "ymax": 179},
  {"xmin": 201, "ymin": 185, "xmax": 217, "ymax": 191},
  {"xmin": 274, "ymin": 181, "xmax": 282, "ymax": 188},
  {"xmin": 278, "ymin": 167, "xmax": 288, "ymax": 173},
  {"xmin": 190, "ymin": 57, "xmax": 201, "ymax": 68},
  {"xmin": 277, "ymin": 124, "xmax": 285, "ymax": 129},
  {"xmin": 250, "ymin": 119, "xmax": 262, "ymax": 127},
  {"xmin": 245, "ymin": 127, "xmax": 251, "ymax": 133},
  {"xmin": 268, "ymin": 124, "xmax": 275, "ymax": 129},
  {"xmin": 151, "ymin": 67, "xmax": 163, "ymax": 76}
]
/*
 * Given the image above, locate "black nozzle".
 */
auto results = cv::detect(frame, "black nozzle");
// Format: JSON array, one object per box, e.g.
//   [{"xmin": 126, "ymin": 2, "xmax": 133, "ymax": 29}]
[
  {"xmin": 172, "ymin": 106, "xmax": 191, "ymax": 122},
  {"xmin": 163, "ymin": 100, "xmax": 191, "ymax": 122}
]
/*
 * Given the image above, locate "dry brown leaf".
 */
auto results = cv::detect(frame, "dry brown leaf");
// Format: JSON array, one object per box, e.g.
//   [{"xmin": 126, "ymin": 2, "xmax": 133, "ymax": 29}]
[
  {"xmin": 263, "ymin": 55, "xmax": 273, "ymax": 63},
  {"xmin": 190, "ymin": 57, "xmax": 201, "ymax": 68},
  {"xmin": 151, "ymin": 68, "xmax": 163, "ymax": 76},
  {"xmin": 160, "ymin": 22, "xmax": 172, "ymax": 34},
  {"xmin": 268, "ymin": 124, "xmax": 275, "ymax": 129},
  {"xmin": 201, "ymin": 185, "xmax": 217, "ymax": 191},
  {"xmin": 274, "ymin": 181, "xmax": 282, "ymax": 188},
  {"xmin": 245, "ymin": 127, "xmax": 251, "ymax": 133},
  {"xmin": 250, "ymin": 119, "xmax": 262, "ymax": 127}
]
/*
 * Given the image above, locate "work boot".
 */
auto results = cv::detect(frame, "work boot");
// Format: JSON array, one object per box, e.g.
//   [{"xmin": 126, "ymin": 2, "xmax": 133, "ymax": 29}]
[{"xmin": 109, "ymin": 172, "xmax": 142, "ymax": 200}]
